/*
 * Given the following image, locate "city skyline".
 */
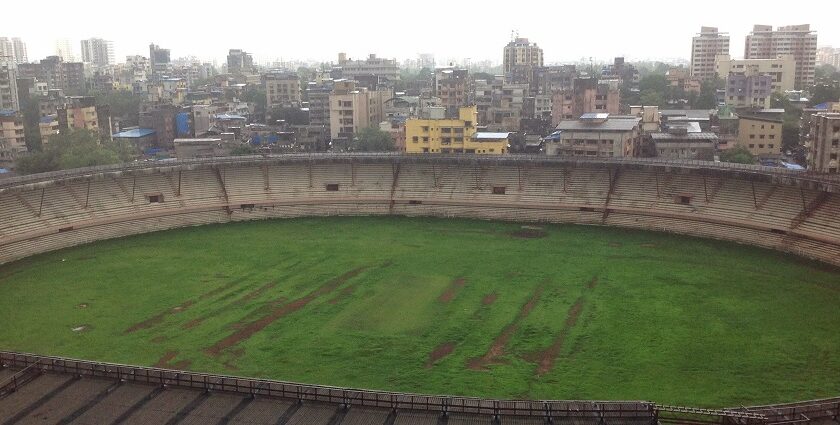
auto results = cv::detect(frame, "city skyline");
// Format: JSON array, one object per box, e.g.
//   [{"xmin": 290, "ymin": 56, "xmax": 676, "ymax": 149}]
[{"xmin": 3, "ymin": 0, "xmax": 840, "ymax": 66}]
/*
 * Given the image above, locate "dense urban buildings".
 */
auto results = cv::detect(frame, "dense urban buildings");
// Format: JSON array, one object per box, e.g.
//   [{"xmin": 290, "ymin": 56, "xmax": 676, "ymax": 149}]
[
  {"xmin": 745, "ymin": 24, "xmax": 818, "ymax": 89},
  {"xmin": 80, "ymin": 38, "xmax": 115, "ymax": 67},
  {"xmin": 227, "ymin": 49, "xmax": 254, "ymax": 74},
  {"xmin": 434, "ymin": 67, "xmax": 471, "ymax": 118},
  {"xmin": 737, "ymin": 115, "xmax": 783, "ymax": 157},
  {"xmin": 690, "ymin": 27, "xmax": 730, "ymax": 80},
  {"xmin": 547, "ymin": 113, "xmax": 641, "ymax": 158},
  {"xmin": 54, "ymin": 38, "xmax": 77, "ymax": 62},
  {"xmin": 715, "ymin": 54, "xmax": 796, "ymax": 93},
  {"xmin": 0, "ymin": 59, "xmax": 19, "ymax": 111},
  {"xmin": 336, "ymin": 53, "xmax": 399, "ymax": 84},
  {"xmin": 551, "ymin": 78, "xmax": 620, "ymax": 125},
  {"xmin": 18, "ymin": 56, "xmax": 85, "ymax": 93},
  {"xmin": 264, "ymin": 71, "xmax": 301, "ymax": 109},
  {"xmin": 0, "ymin": 110, "xmax": 26, "ymax": 169},
  {"xmin": 328, "ymin": 79, "xmax": 388, "ymax": 141}
]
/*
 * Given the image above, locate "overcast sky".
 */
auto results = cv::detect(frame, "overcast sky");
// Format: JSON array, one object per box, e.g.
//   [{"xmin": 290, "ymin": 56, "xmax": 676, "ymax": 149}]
[{"xmin": 3, "ymin": 0, "xmax": 838, "ymax": 66}]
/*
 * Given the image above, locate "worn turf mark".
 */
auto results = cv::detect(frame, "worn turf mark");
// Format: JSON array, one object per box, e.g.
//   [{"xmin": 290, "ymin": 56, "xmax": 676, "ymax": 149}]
[
  {"xmin": 438, "ymin": 277, "xmax": 467, "ymax": 303},
  {"xmin": 124, "ymin": 300, "xmax": 195, "ymax": 334},
  {"xmin": 205, "ymin": 267, "xmax": 366, "ymax": 356},
  {"xmin": 467, "ymin": 286, "xmax": 543, "ymax": 370},
  {"xmin": 328, "ymin": 285, "xmax": 357, "ymax": 305},
  {"xmin": 482, "ymin": 293, "xmax": 498, "ymax": 305},
  {"xmin": 529, "ymin": 297, "xmax": 585, "ymax": 376},
  {"xmin": 510, "ymin": 228, "xmax": 547, "ymax": 239},
  {"xmin": 154, "ymin": 351, "xmax": 193, "ymax": 370},
  {"xmin": 425, "ymin": 342, "xmax": 456, "ymax": 368}
]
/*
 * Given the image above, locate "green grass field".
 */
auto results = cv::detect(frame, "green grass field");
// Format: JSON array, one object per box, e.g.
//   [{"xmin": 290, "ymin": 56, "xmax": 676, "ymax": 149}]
[{"xmin": 1, "ymin": 217, "xmax": 839, "ymax": 407}]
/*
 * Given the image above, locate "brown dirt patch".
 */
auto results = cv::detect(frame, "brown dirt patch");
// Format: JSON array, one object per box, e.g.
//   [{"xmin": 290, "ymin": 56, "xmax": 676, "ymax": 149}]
[
  {"xmin": 237, "ymin": 282, "xmax": 277, "ymax": 304},
  {"xmin": 182, "ymin": 318, "xmax": 203, "ymax": 330},
  {"xmin": 205, "ymin": 267, "xmax": 366, "ymax": 356},
  {"xmin": 587, "ymin": 276, "xmax": 599, "ymax": 289},
  {"xmin": 528, "ymin": 297, "xmax": 586, "ymax": 376},
  {"xmin": 467, "ymin": 286, "xmax": 543, "ymax": 370},
  {"xmin": 482, "ymin": 293, "xmax": 498, "ymax": 305},
  {"xmin": 77, "ymin": 303, "xmax": 89, "ymax": 309},
  {"xmin": 426, "ymin": 342, "xmax": 456, "ymax": 368},
  {"xmin": 154, "ymin": 351, "xmax": 178, "ymax": 368},
  {"xmin": 328, "ymin": 285, "xmax": 357, "ymax": 305},
  {"xmin": 124, "ymin": 300, "xmax": 195, "ymax": 334},
  {"xmin": 438, "ymin": 277, "xmax": 467, "ymax": 303},
  {"xmin": 640, "ymin": 243, "xmax": 658, "ymax": 248},
  {"xmin": 151, "ymin": 336, "xmax": 167, "ymax": 343},
  {"xmin": 510, "ymin": 229, "xmax": 547, "ymax": 239}
]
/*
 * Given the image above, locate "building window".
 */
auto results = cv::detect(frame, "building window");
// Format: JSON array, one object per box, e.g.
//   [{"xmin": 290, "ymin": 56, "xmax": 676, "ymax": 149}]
[
  {"xmin": 492, "ymin": 186, "xmax": 506, "ymax": 195},
  {"xmin": 677, "ymin": 195, "xmax": 692, "ymax": 205},
  {"xmin": 749, "ymin": 135, "xmax": 755, "ymax": 139},
  {"xmin": 325, "ymin": 184, "xmax": 339, "ymax": 191},
  {"xmin": 147, "ymin": 194, "xmax": 163, "ymax": 203}
]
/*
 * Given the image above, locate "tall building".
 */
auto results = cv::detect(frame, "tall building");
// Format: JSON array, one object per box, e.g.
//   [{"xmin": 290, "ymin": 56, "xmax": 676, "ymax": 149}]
[
  {"xmin": 0, "ymin": 38, "xmax": 27, "ymax": 64},
  {"xmin": 715, "ymin": 54, "xmax": 796, "ymax": 93},
  {"xmin": 263, "ymin": 71, "xmax": 301, "ymax": 109},
  {"xmin": 808, "ymin": 113, "xmax": 840, "ymax": 173},
  {"xmin": 0, "ymin": 110, "xmax": 26, "ymax": 169},
  {"xmin": 0, "ymin": 58, "xmax": 19, "ymax": 111},
  {"xmin": 690, "ymin": 27, "xmax": 730, "ymax": 80},
  {"xmin": 817, "ymin": 46, "xmax": 840, "ymax": 68},
  {"xmin": 328, "ymin": 79, "xmax": 389, "ymax": 141},
  {"xmin": 149, "ymin": 43, "xmax": 171, "ymax": 81},
  {"xmin": 227, "ymin": 49, "xmax": 254, "ymax": 74},
  {"xmin": 503, "ymin": 37, "xmax": 543, "ymax": 84},
  {"xmin": 745, "ymin": 24, "xmax": 817, "ymax": 89},
  {"xmin": 17, "ymin": 56, "xmax": 85, "ymax": 93},
  {"xmin": 80, "ymin": 38, "xmax": 114, "ymax": 67},
  {"xmin": 55, "ymin": 39, "xmax": 77, "ymax": 62},
  {"xmin": 723, "ymin": 74, "xmax": 774, "ymax": 109}
]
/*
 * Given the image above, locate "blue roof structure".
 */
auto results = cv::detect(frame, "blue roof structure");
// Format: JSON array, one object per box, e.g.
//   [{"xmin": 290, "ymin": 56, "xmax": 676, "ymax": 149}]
[
  {"xmin": 113, "ymin": 128, "xmax": 157, "ymax": 138},
  {"xmin": 39, "ymin": 116, "xmax": 56, "ymax": 124},
  {"xmin": 0, "ymin": 110, "xmax": 17, "ymax": 117}
]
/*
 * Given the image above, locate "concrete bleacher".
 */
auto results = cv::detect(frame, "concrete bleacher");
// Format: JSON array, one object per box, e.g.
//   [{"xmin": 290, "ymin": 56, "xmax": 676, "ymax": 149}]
[{"xmin": 0, "ymin": 155, "xmax": 838, "ymax": 267}]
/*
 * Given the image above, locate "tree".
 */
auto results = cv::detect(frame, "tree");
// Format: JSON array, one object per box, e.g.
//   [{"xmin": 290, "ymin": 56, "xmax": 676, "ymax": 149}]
[
  {"xmin": 351, "ymin": 127, "xmax": 395, "ymax": 152},
  {"xmin": 230, "ymin": 144, "xmax": 257, "ymax": 156},
  {"xmin": 242, "ymin": 87, "xmax": 267, "ymax": 123},
  {"xmin": 93, "ymin": 90, "xmax": 145, "ymax": 127},
  {"xmin": 719, "ymin": 146, "xmax": 755, "ymax": 165},
  {"xmin": 15, "ymin": 129, "xmax": 135, "ymax": 175},
  {"xmin": 639, "ymin": 91, "xmax": 665, "ymax": 107},
  {"xmin": 809, "ymin": 83, "xmax": 840, "ymax": 107}
]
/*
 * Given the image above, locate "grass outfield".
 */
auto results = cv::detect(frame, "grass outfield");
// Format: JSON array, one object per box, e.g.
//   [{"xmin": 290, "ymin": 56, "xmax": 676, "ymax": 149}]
[{"xmin": 1, "ymin": 217, "xmax": 839, "ymax": 407}]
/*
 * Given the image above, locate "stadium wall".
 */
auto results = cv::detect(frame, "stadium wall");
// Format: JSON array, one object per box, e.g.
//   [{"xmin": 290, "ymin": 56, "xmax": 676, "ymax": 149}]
[{"xmin": 1, "ymin": 154, "xmax": 839, "ymax": 266}]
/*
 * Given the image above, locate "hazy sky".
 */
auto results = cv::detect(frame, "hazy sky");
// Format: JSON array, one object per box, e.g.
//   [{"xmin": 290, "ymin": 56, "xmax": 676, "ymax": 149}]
[{"xmin": 3, "ymin": 0, "xmax": 838, "ymax": 65}]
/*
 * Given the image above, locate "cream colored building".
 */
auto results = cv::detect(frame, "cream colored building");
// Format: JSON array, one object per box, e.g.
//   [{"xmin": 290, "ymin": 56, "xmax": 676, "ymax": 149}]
[
  {"xmin": 548, "ymin": 114, "xmax": 641, "ymax": 158},
  {"xmin": 715, "ymin": 54, "xmax": 795, "ymax": 93},
  {"xmin": 39, "ymin": 116, "xmax": 60, "ymax": 146},
  {"xmin": 808, "ymin": 113, "xmax": 840, "ymax": 173},
  {"xmin": 745, "ymin": 24, "xmax": 817, "ymax": 89},
  {"xmin": 328, "ymin": 80, "xmax": 389, "ymax": 140},
  {"xmin": 264, "ymin": 72, "xmax": 301, "ymax": 109},
  {"xmin": 691, "ymin": 27, "xmax": 730, "ymax": 80},
  {"xmin": 737, "ymin": 116, "xmax": 783, "ymax": 157},
  {"xmin": 0, "ymin": 111, "xmax": 26, "ymax": 169}
]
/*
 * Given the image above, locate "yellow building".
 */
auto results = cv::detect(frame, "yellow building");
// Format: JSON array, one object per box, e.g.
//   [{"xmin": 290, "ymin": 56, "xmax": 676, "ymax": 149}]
[
  {"xmin": 737, "ymin": 116, "xmax": 783, "ymax": 157},
  {"xmin": 405, "ymin": 106, "xmax": 509, "ymax": 154}
]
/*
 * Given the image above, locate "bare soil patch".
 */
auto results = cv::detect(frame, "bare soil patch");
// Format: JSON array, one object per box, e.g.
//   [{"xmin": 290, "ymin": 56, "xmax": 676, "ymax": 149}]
[
  {"xmin": 328, "ymin": 285, "xmax": 357, "ymax": 305},
  {"xmin": 587, "ymin": 276, "xmax": 599, "ymax": 289},
  {"xmin": 182, "ymin": 318, "xmax": 203, "ymax": 330},
  {"xmin": 425, "ymin": 342, "xmax": 456, "ymax": 368},
  {"xmin": 510, "ymin": 229, "xmax": 547, "ymax": 239},
  {"xmin": 482, "ymin": 293, "xmax": 498, "ymax": 305},
  {"xmin": 438, "ymin": 277, "xmax": 467, "ymax": 303},
  {"xmin": 151, "ymin": 336, "xmax": 167, "ymax": 343},
  {"xmin": 205, "ymin": 267, "xmax": 366, "ymax": 356},
  {"xmin": 77, "ymin": 303, "xmax": 89, "ymax": 309},
  {"xmin": 640, "ymin": 243, "xmax": 658, "ymax": 248},
  {"xmin": 124, "ymin": 300, "xmax": 195, "ymax": 334},
  {"xmin": 237, "ymin": 282, "xmax": 277, "ymax": 304},
  {"xmin": 154, "ymin": 351, "xmax": 178, "ymax": 368},
  {"xmin": 528, "ymin": 297, "xmax": 585, "ymax": 376},
  {"xmin": 467, "ymin": 286, "xmax": 543, "ymax": 370}
]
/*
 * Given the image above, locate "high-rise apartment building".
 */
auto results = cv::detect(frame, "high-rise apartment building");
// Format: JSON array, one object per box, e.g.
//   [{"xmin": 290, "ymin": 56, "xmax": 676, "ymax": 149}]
[
  {"xmin": 0, "ymin": 58, "xmax": 19, "ymax": 111},
  {"xmin": 503, "ymin": 37, "xmax": 543, "ymax": 84},
  {"xmin": 434, "ymin": 67, "xmax": 471, "ymax": 118},
  {"xmin": 745, "ymin": 24, "xmax": 817, "ymax": 89},
  {"xmin": 690, "ymin": 27, "xmax": 730, "ymax": 80},
  {"xmin": 0, "ymin": 38, "xmax": 28, "ymax": 64},
  {"xmin": 149, "ymin": 43, "xmax": 171, "ymax": 80},
  {"xmin": 227, "ymin": 49, "xmax": 254, "ymax": 74},
  {"xmin": 18, "ymin": 56, "xmax": 85, "ymax": 93},
  {"xmin": 817, "ymin": 47, "xmax": 840, "ymax": 68},
  {"xmin": 55, "ymin": 39, "xmax": 77, "ymax": 62},
  {"xmin": 808, "ymin": 113, "xmax": 840, "ymax": 173},
  {"xmin": 80, "ymin": 38, "xmax": 115, "ymax": 67},
  {"xmin": 551, "ymin": 78, "xmax": 620, "ymax": 126}
]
